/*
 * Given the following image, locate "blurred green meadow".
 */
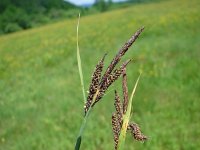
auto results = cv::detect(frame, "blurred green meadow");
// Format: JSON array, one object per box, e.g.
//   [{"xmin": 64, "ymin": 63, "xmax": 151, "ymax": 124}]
[{"xmin": 0, "ymin": 0, "xmax": 200, "ymax": 149}]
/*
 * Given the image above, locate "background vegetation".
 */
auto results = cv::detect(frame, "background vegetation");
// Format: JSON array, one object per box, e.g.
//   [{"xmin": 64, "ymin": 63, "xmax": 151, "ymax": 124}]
[
  {"xmin": 0, "ymin": 0, "xmax": 200, "ymax": 149},
  {"xmin": 0, "ymin": 0, "xmax": 166, "ymax": 35},
  {"xmin": 0, "ymin": 0, "xmax": 78, "ymax": 34}
]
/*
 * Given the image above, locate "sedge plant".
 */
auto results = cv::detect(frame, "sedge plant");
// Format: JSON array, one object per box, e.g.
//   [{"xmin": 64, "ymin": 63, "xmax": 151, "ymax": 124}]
[{"xmin": 75, "ymin": 14, "xmax": 147, "ymax": 150}]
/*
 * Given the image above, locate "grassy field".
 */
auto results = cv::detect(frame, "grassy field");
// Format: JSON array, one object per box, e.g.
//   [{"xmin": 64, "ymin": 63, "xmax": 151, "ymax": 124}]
[{"xmin": 0, "ymin": 0, "xmax": 200, "ymax": 149}]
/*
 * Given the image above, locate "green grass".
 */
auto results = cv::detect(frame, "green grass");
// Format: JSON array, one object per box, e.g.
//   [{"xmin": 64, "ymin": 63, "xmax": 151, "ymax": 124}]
[{"xmin": 0, "ymin": 0, "xmax": 200, "ymax": 149}]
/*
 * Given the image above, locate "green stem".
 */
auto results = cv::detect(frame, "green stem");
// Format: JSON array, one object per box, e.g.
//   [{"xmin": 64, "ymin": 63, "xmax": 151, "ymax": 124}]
[
  {"xmin": 75, "ymin": 89, "xmax": 100, "ymax": 150},
  {"xmin": 74, "ymin": 106, "xmax": 92, "ymax": 150},
  {"xmin": 78, "ymin": 103, "xmax": 93, "ymax": 137}
]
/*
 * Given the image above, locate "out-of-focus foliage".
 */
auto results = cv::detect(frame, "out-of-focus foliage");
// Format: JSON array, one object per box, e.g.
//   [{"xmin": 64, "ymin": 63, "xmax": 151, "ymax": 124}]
[
  {"xmin": 0, "ymin": 0, "xmax": 77, "ymax": 34},
  {"xmin": 0, "ymin": 0, "xmax": 166, "ymax": 35}
]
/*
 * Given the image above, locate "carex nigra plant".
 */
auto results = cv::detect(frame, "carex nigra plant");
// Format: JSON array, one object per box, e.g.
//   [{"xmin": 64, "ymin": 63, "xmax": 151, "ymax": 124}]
[{"xmin": 75, "ymin": 14, "xmax": 147, "ymax": 150}]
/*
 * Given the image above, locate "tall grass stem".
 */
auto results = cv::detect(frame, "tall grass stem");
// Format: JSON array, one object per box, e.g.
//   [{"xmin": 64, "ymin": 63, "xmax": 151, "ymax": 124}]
[{"xmin": 75, "ymin": 89, "xmax": 100, "ymax": 150}]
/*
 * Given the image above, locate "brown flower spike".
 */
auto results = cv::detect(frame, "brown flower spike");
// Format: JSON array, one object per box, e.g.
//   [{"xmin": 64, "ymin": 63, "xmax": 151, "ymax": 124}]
[
  {"xmin": 111, "ymin": 68, "xmax": 147, "ymax": 150},
  {"xmin": 114, "ymin": 90, "xmax": 123, "ymax": 124},
  {"xmin": 94, "ymin": 59, "xmax": 131, "ymax": 105},
  {"xmin": 84, "ymin": 27, "xmax": 144, "ymax": 115},
  {"xmin": 112, "ymin": 113, "xmax": 121, "ymax": 150},
  {"xmin": 128, "ymin": 123, "xmax": 148, "ymax": 141},
  {"xmin": 122, "ymin": 68, "xmax": 128, "ymax": 114},
  {"xmin": 84, "ymin": 54, "xmax": 106, "ymax": 114},
  {"xmin": 100, "ymin": 27, "xmax": 144, "ymax": 88}
]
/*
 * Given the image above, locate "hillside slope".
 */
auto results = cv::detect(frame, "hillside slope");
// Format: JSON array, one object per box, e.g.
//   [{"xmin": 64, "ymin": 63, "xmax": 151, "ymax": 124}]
[{"xmin": 0, "ymin": 0, "xmax": 200, "ymax": 149}]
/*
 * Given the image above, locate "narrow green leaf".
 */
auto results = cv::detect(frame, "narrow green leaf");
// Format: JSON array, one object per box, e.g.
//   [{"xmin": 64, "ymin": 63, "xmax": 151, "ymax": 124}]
[
  {"xmin": 118, "ymin": 74, "xmax": 141, "ymax": 150},
  {"xmin": 76, "ymin": 13, "xmax": 87, "ymax": 103}
]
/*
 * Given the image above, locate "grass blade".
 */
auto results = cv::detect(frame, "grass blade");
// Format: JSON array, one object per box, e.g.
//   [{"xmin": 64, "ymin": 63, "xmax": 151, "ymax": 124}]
[
  {"xmin": 118, "ymin": 74, "xmax": 141, "ymax": 150},
  {"xmin": 77, "ymin": 13, "xmax": 86, "ymax": 103}
]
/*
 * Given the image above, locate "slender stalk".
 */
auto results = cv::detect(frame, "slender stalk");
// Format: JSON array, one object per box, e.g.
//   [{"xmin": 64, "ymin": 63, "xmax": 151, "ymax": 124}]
[
  {"xmin": 75, "ymin": 89, "xmax": 100, "ymax": 150},
  {"xmin": 77, "ymin": 13, "xmax": 86, "ymax": 104}
]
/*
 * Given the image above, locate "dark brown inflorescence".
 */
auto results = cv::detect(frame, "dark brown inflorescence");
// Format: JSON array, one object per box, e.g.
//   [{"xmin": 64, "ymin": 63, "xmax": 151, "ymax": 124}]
[
  {"xmin": 122, "ymin": 68, "xmax": 128, "ymax": 114},
  {"xmin": 93, "ymin": 59, "xmax": 131, "ymax": 106},
  {"xmin": 114, "ymin": 90, "xmax": 123, "ymax": 124},
  {"xmin": 99, "ymin": 27, "xmax": 144, "ymax": 89},
  {"xmin": 112, "ymin": 113, "xmax": 121, "ymax": 150},
  {"xmin": 111, "ymin": 67, "xmax": 147, "ymax": 149},
  {"xmin": 128, "ymin": 123, "xmax": 148, "ymax": 141},
  {"xmin": 84, "ymin": 54, "xmax": 106, "ymax": 114},
  {"xmin": 84, "ymin": 27, "xmax": 144, "ymax": 115}
]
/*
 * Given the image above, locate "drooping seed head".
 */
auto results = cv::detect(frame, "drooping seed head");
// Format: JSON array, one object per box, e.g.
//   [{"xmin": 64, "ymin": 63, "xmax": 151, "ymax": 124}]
[{"xmin": 128, "ymin": 122, "xmax": 148, "ymax": 141}]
